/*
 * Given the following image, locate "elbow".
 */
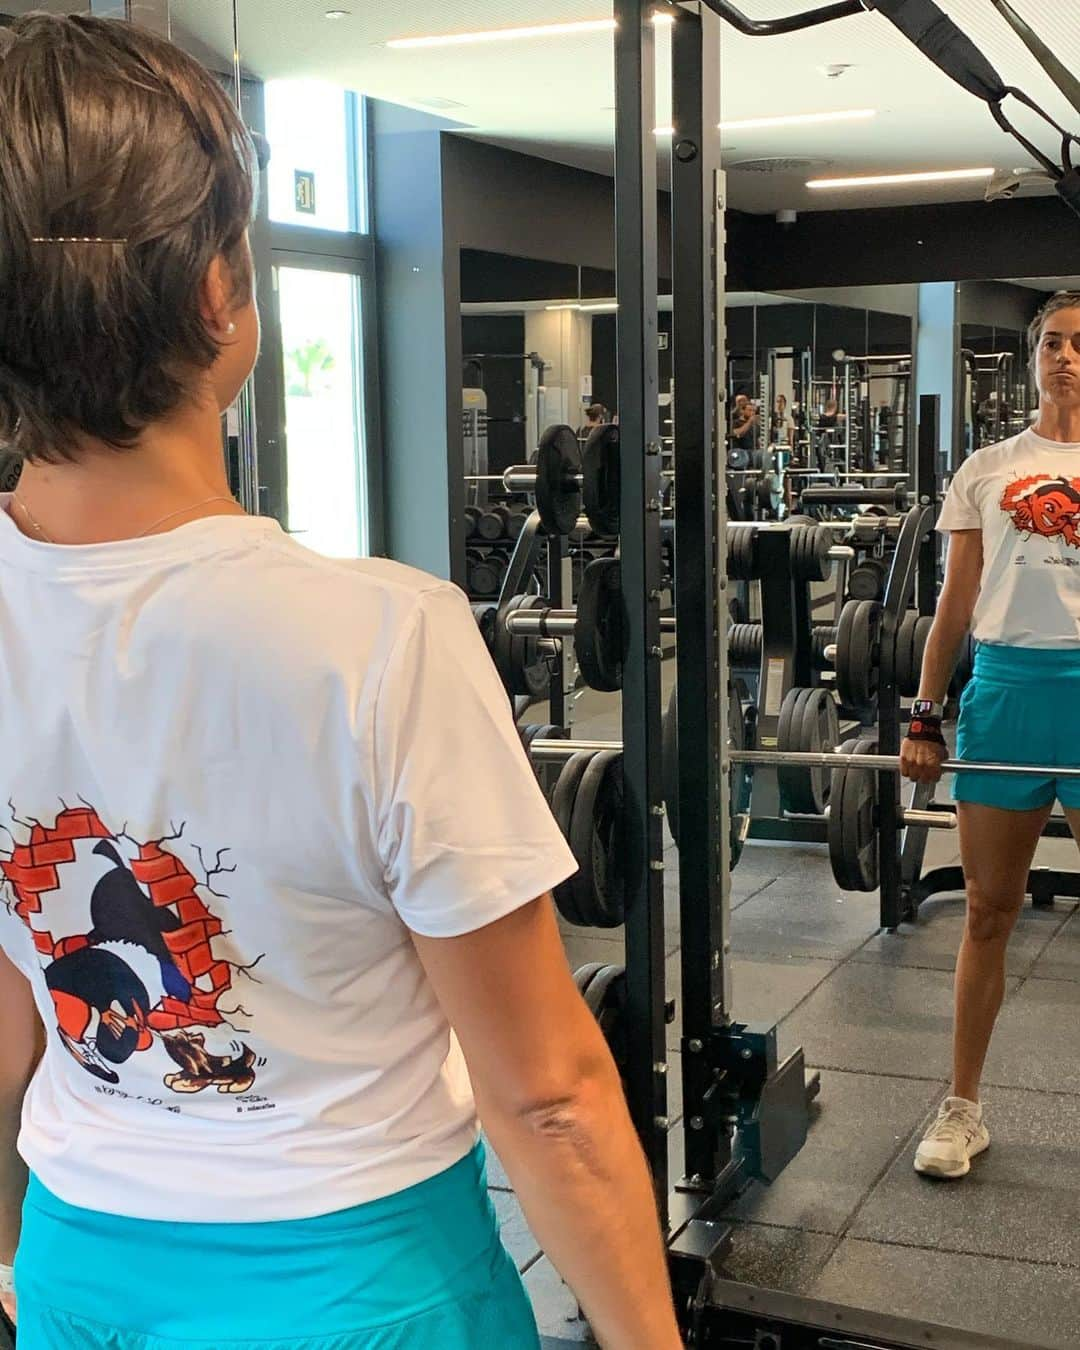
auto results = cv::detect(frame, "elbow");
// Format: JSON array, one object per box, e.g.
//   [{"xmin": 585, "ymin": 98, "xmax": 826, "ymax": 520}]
[{"xmin": 494, "ymin": 1054, "xmax": 622, "ymax": 1136}]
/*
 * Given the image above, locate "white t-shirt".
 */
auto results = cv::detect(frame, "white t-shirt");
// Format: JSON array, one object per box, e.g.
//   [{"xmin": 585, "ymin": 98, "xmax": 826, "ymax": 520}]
[
  {"xmin": 0, "ymin": 506, "xmax": 576, "ymax": 1222},
  {"xmin": 937, "ymin": 428, "xmax": 1080, "ymax": 647}
]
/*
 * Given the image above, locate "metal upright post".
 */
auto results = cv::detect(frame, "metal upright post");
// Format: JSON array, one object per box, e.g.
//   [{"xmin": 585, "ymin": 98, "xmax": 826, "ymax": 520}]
[
  {"xmin": 916, "ymin": 394, "xmax": 942, "ymax": 616},
  {"xmin": 613, "ymin": 0, "xmax": 669, "ymax": 1215},
  {"xmin": 671, "ymin": 0, "xmax": 727, "ymax": 1188}
]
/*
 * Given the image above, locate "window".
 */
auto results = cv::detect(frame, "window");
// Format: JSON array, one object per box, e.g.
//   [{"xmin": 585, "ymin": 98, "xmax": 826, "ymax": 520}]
[{"xmin": 264, "ymin": 82, "xmax": 367, "ymax": 233}]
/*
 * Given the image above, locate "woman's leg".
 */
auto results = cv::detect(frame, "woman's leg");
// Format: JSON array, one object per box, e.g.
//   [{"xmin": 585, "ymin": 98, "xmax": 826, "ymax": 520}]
[{"xmin": 953, "ymin": 801, "xmax": 1050, "ymax": 1101}]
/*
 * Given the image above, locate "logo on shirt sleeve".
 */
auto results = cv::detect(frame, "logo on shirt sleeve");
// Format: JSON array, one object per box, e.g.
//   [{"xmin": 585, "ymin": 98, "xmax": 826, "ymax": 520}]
[
  {"xmin": 1001, "ymin": 475, "xmax": 1080, "ymax": 549},
  {"xmin": 1, "ymin": 805, "xmax": 267, "ymax": 1105}
]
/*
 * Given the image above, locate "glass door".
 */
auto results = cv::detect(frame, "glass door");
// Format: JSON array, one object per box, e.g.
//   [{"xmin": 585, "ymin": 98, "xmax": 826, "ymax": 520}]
[{"xmin": 275, "ymin": 264, "xmax": 369, "ymax": 558}]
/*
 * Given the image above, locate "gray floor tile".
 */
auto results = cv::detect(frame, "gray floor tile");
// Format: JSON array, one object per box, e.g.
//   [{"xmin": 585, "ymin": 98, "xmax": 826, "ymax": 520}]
[
  {"xmin": 558, "ymin": 928, "xmax": 625, "ymax": 974},
  {"xmin": 809, "ymin": 1238, "xmax": 1080, "ymax": 1350},
  {"xmin": 780, "ymin": 962, "xmax": 994, "ymax": 1078},
  {"xmin": 852, "ymin": 897, "xmax": 1070, "ymax": 977},
  {"xmin": 726, "ymin": 1070, "xmax": 942, "ymax": 1234},
  {"xmin": 851, "ymin": 1085, "xmax": 1080, "ymax": 1268},
  {"xmin": 982, "ymin": 978, "xmax": 1080, "ymax": 1094},
  {"xmin": 523, "ymin": 1257, "xmax": 594, "ymax": 1344},
  {"xmin": 731, "ymin": 883, "xmax": 881, "ymax": 960},
  {"xmin": 669, "ymin": 953, "xmax": 835, "ymax": 1052},
  {"xmin": 492, "ymin": 1189, "xmax": 543, "ymax": 1272},
  {"xmin": 1030, "ymin": 910, "xmax": 1080, "ymax": 982},
  {"xmin": 482, "ymin": 1133, "xmax": 512, "ymax": 1191},
  {"xmin": 717, "ymin": 1222, "xmax": 837, "ymax": 1294}
]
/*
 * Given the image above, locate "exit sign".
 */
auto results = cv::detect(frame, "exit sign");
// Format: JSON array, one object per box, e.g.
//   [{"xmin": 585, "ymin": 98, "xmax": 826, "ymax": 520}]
[{"xmin": 294, "ymin": 170, "xmax": 316, "ymax": 215}]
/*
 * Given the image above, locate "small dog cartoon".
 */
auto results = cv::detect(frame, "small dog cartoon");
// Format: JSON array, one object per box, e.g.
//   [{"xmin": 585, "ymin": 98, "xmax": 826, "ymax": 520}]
[{"xmin": 162, "ymin": 1030, "xmax": 257, "ymax": 1095}]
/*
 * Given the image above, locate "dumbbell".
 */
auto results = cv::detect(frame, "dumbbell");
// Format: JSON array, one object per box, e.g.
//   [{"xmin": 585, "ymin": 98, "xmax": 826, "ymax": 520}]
[
  {"xmin": 498, "ymin": 424, "xmax": 620, "ymax": 538},
  {"xmin": 476, "ymin": 506, "xmax": 510, "ymax": 541}
]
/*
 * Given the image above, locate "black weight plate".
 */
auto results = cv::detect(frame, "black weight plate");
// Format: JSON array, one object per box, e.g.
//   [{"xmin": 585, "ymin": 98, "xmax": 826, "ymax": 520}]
[
  {"xmin": 896, "ymin": 610, "xmax": 919, "ymax": 698},
  {"xmin": 584, "ymin": 963, "xmax": 628, "ymax": 1074},
  {"xmin": 492, "ymin": 594, "xmax": 526, "ymax": 691},
  {"xmin": 849, "ymin": 558, "xmax": 887, "ymax": 602},
  {"xmin": 663, "ymin": 684, "xmax": 680, "ymax": 847},
  {"xmin": 811, "ymin": 625, "xmax": 838, "ymax": 671},
  {"xmin": 471, "ymin": 602, "xmax": 497, "ymax": 652},
  {"xmin": 551, "ymin": 751, "xmax": 597, "ymax": 926},
  {"xmin": 729, "ymin": 680, "xmax": 753, "ymax": 870},
  {"xmin": 728, "ymin": 528, "xmax": 756, "ymax": 581},
  {"xmin": 535, "ymin": 425, "xmax": 583, "ymax": 536},
  {"xmin": 518, "ymin": 594, "xmax": 554, "ymax": 700},
  {"xmin": 798, "ymin": 687, "xmax": 840, "ymax": 815},
  {"xmin": 841, "ymin": 737, "xmax": 880, "ymax": 892},
  {"xmin": 777, "ymin": 688, "xmax": 813, "ymax": 814},
  {"xmin": 576, "ymin": 558, "xmax": 624, "ymax": 693},
  {"xmin": 729, "ymin": 622, "xmax": 762, "ymax": 667},
  {"xmin": 506, "ymin": 509, "xmax": 529, "ymax": 540},
  {"xmin": 568, "ymin": 749, "xmax": 625, "ymax": 928},
  {"xmin": 464, "ymin": 506, "xmax": 481, "ymax": 540},
  {"xmin": 828, "ymin": 738, "xmax": 855, "ymax": 891},
  {"xmin": 469, "ymin": 558, "xmax": 501, "ymax": 597},
  {"xmin": 835, "ymin": 599, "xmax": 880, "ymax": 710},
  {"xmin": 912, "ymin": 616, "xmax": 933, "ymax": 691},
  {"xmin": 476, "ymin": 510, "xmax": 505, "ymax": 541},
  {"xmin": 582, "ymin": 423, "xmax": 620, "ymax": 537}
]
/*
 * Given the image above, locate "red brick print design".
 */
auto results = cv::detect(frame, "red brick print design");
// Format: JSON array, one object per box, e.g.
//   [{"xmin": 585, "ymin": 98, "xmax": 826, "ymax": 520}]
[{"xmin": 1, "ymin": 808, "xmax": 230, "ymax": 1031}]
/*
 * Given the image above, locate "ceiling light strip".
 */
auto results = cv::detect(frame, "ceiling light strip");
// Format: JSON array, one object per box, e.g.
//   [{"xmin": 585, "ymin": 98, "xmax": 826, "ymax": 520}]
[
  {"xmin": 388, "ymin": 18, "xmax": 615, "ymax": 49},
  {"xmin": 807, "ymin": 167, "xmax": 994, "ymax": 189}
]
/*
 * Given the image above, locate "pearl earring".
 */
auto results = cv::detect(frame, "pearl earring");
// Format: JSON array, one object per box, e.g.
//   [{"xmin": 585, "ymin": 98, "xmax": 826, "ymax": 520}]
[{"xmin": 226, "ymin": 321, "xmax": 237, "ymax": 335}]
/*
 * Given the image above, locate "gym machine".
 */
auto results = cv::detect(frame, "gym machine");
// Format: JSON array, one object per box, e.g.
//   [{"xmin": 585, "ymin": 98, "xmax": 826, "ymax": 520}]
[{"xmin": 607, "ymin": 0, "xmax": 1080, "ymax": 1345}]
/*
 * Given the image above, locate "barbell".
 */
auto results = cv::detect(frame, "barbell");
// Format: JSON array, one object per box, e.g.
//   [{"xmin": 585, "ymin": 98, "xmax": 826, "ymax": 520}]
[
  {"xmin": 528, "ymin": 735, "xmax": 962, "ymax": 827},
  {"xmin": 468, "ymin": 424, "xmax": 621, "ymax": 537},
  {"xmin": 726, "ymin": 748, "xmax": 1080, "ymax": 780}
]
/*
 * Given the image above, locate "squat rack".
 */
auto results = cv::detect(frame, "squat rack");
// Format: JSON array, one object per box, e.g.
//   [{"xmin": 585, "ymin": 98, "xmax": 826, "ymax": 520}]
[{"xmin": 611, "ymin": 0, "xmax": 1080, "ymax": 1330}]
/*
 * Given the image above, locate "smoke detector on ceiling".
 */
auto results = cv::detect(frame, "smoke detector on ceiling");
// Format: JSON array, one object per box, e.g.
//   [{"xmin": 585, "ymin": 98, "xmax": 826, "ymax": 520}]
[{"xmin": 730, "ymin": 157, "xmax": 833, "ymax": 175}]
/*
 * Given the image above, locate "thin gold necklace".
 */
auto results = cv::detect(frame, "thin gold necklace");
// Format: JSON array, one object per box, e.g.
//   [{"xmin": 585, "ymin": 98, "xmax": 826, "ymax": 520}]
[{"xmin": 11, "ymin": 494, "xmax": 240, "ymax": 545}]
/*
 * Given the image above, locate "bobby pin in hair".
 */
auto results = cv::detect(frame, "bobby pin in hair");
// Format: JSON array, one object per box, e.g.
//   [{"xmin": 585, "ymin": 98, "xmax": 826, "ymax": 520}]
[{"xmin": 31, "ymin": 237, "xmax": 127, "ymax": 245}]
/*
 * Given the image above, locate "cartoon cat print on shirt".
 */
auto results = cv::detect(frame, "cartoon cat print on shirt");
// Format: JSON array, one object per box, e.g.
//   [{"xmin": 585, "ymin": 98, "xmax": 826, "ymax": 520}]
[
  {"xmin": 0, "ymin": 805, "xmax": 265, "ymax": 1098},
  {"xmin": 1001, "ymin": 475, "xmax": 1080, "ymax": 550}
]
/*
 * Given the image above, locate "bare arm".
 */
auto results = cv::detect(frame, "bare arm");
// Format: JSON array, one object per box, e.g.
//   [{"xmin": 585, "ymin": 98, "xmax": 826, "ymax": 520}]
[
  {"xmin": 0, "ymin": 946, "xmax": 41, "ymax": 1320},
  {"xmin": 411, "ymin": 898, "xmax": 681, "ymax": 1350},
  {"xmin": 918, "ymin": 530, "xmax": 982, "ymax": 703},
  {"xmin": 901, "ymin": 529, "xmax": 982, "ymax": 783}
]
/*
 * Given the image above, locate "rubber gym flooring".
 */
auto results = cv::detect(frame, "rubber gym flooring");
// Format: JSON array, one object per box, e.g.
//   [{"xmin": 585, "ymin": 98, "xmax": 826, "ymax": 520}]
[{"xmin": 505, "ymin": 673, "xmax": 1080, "ymax": 1349}]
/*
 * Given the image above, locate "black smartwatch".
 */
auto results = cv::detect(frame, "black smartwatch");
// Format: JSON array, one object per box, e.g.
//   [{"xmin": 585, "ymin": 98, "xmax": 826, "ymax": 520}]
[{"xmin": 911, "ymin": 699, "xmax": 945, "ymax": 720}]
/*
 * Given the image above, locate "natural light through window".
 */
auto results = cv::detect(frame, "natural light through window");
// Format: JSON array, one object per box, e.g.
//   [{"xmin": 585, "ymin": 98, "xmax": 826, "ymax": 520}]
[{"xmin": 265, "ymin": 81, "xmax": 353, "ymax": 231}]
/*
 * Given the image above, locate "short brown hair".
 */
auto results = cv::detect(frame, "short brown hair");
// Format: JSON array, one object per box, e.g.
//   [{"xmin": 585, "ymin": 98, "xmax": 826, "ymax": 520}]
[
  {"xmin": 1028, "ymin": 290, "xmax": 1080, "ymax": 368},
  {"xmin": 0, "ymin": 14, "xmax": 256, "ymax": 463}
]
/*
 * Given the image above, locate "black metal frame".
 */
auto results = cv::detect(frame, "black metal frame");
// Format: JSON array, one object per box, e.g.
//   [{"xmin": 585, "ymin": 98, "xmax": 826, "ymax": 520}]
[{"xmin": 613, "ymin": 0, "xmax": 1079, "ymax": 1342}]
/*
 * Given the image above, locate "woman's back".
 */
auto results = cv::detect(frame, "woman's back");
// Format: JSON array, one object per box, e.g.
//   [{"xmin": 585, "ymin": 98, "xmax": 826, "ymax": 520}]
[{"xmin": 0, "ymin": 513, "xmax": 553, "ymax": 1222}]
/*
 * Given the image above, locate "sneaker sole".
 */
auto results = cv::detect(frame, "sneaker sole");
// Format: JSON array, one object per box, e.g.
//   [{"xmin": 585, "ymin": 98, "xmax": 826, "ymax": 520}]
[{"xmin": 914, "ymin": 1133, "xmax": 990, "ymax": 1180}]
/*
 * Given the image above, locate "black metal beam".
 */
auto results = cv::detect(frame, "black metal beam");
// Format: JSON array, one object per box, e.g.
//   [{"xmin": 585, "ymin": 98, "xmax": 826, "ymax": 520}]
[
  {"xmin": 700, "ymin": 0, "xmax": 863, "ymax": 36},
  {"xmin": 672, "ymin": 0, "xmax": 726, "ymax": 1188},
  {"xmin": 613, "ymin": 0, "xmax": 669, "ymax": 1216}
]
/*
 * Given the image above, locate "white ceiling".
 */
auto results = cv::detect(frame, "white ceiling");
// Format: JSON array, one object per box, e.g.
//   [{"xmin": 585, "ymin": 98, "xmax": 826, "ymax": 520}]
[{"xmin": 167, "ymin": 1, "xmax": 1079, "ymax": 213}]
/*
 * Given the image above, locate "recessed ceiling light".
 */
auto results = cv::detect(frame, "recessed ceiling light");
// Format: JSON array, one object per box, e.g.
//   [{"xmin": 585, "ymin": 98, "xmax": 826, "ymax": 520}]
[
  {"xmin": 807, "ymin": 167, "xmax": 994, "ymax": 189},
  {"xmin": 721, "ymin": 108, "xmax": 876, "ymax": 132},
  {"xmin": 325, "ymin": 8, "xmax": 350, "ymax": 17},
  {"xmin": 388, "ymin": 18, "xmax": 616, "ymax": 49}
]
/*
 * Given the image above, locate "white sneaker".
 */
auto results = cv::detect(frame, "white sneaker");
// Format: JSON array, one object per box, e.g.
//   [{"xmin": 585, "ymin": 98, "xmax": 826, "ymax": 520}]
[{"xmin": 914, "ymin": 1096, "xmax": 990, "ymax": 1179}]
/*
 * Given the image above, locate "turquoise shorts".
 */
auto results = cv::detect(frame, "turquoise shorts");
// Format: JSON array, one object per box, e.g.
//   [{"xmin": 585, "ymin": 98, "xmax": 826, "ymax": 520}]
[
  {"xmin": 13, "ymin": 1143, "xmax": 541, "ymax": 1350},
  {"xmin": 954, "ymin": 643, "xmax": 1080, "ymax": 812}
]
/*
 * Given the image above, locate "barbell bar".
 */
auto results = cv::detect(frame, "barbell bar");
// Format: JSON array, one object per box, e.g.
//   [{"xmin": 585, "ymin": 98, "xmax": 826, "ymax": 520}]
[
  {"xmin": 527, "ymin": 740, "xmax": 958, "ymax": 830},
  {"xmin": 729, "ymin": 749, "xmax": 1080, "ymax": 781},
  {"xmin": 507, "ymin": 610, "xmax": 675, "ymax": 638}
]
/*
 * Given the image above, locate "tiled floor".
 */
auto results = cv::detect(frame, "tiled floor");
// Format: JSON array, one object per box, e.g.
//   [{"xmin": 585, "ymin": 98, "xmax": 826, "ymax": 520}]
[{"xmin": 503, "ymin": 684, "xmax": 1080, "ymax": 1347}]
